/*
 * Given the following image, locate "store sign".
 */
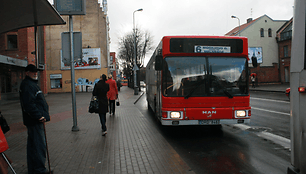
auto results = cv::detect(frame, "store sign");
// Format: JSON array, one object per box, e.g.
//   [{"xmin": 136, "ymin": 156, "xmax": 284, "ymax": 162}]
[
  {"xmin": 61, "ymin": 48, "xmax": 101, "ymax": 70},
  {"xmin": 50, "ymin": 74, "xmax": 62, "ymax": 79},
  {"xmin": 0, "ymin": 55, "xmax": 27, "ymax": 67},
  {"xmin": 248, "ymin": 47, "xmax": 263, "ymax": 64},
  {"xmin": 54, "ymin": 0, "xmax": 86, "ymax": 15}
]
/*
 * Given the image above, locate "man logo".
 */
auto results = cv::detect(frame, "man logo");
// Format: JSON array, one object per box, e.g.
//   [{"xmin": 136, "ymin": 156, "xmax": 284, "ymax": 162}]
[
  {"xmin": 202, "ymin": 111, "xmax": 217, "ymax": 114},
  {"xmin": 203, "ymin": 111, "xmax": 216, "ymax": 118}
]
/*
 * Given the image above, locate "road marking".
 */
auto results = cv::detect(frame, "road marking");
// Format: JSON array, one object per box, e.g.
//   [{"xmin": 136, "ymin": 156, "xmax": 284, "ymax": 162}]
[
  {"xmin": 233, "ymin": 124, "xmax": 291, "ymax": 149},
  {"xmin": 252, "ymin": 107, "xmax": 290, "ymax": 116},
  {"xmin": 251, "ymin": 97, "xmax": 290, "ymax": 104}
]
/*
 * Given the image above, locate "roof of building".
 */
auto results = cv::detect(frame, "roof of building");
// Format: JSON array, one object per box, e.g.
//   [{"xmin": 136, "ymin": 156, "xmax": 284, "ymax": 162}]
[
  {"xmin": 225, "ymin": 14, "xmax": 287, "ymax": 36},
  {"xmin": 276, "ymin": 17, "xmax": 293, "ymax": 34}
]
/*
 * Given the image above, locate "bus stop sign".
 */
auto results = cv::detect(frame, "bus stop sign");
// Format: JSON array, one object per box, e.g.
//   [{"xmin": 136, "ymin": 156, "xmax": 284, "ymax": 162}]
[{"xmin": 54, "ymin": 0, "xmax": 86, "ymax": 15}]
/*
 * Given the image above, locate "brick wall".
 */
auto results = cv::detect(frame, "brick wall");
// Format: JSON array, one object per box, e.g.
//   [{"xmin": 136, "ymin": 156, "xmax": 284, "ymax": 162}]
[
  {"xmin": 278, "ymin": 39, "xmax": 291, "ymax": 83},
  {"xmin": 0, "ymin": 27, "xmax": 47, "ymax": 94},
  {"xmin": 0, "ymin": 28, "xmax": 35, "ymax": 62},
  {"xmin": 249, "ymin": 63, "xmax": 280, "ymax": 83},
  {"xmin": 110, "ymin": 52, "xmax": 116, "ymax": 80}
]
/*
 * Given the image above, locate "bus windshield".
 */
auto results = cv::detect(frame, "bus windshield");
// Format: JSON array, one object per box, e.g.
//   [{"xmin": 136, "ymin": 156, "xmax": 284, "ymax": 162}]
[{"xmin": 162, "ymin": 57, "xmax": 248, "ymax": 98}]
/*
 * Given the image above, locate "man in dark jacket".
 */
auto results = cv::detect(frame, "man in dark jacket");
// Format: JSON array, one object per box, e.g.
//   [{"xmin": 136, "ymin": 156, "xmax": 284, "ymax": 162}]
[
  {"xmin": 19, "ymin": 64, "xmax": 51, "ymax": 174},
  {"xmin": 93, "ymin": 74, "xmax": 109, "ymax": 136}
]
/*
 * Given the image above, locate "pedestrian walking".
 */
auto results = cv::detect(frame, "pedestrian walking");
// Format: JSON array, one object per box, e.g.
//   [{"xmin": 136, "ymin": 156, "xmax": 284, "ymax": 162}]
[
  {"xmin": 106, "ymin": 74, "xmax": 118, "ymax": 116},
  {"xmin": 116, "ymin": 79, "xmax": 122, "ymax": 91},
  {"xmin": 93, "ymin": 74, "xmax": 110, "ymax": 136},
  {"xmin": 251, "ymin": 75, "xmax": 256, "ymax": 88},
  {"xmin": 19, "ymin": 64, "xmax": 52, "ymax": 174}
]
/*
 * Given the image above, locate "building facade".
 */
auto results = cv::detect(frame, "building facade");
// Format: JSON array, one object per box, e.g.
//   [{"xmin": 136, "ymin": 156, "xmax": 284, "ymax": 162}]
[
  {"xmin": 109, "ymin": 52, "xmax": 118, "ymax": 80},
  {"xmin": 45, "ymin": 0, "xmax": 109, "ymax": 93},
  {"xmin": 276, "ymin": 18, "xmax": 292, "ymax": 83},
  {"xmin": 226, "ymin": 15, "xmax": 287, "ymax": 83},
  {"xmin": 0, "ymin": 27, "xmax": 46, "ymax": 102}
]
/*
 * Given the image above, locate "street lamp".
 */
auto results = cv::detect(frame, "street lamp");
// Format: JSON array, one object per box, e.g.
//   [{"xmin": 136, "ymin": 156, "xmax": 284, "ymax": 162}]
[
  {"xmin": 133, "ymin": 8, "xmax": 143, "ymax": 95},
  {"xmin": 231, "ymin": 15, "xmax": 241, "ymax": 36}
]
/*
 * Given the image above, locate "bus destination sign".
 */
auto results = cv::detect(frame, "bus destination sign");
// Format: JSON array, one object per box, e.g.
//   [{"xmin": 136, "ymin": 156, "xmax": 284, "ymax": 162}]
[{"xmin": 195, "ymin": 46, "xmax": 231, "ymax": 53}]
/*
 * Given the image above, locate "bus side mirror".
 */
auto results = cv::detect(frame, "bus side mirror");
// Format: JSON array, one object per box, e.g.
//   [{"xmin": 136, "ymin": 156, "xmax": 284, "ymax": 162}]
[
  {"xmin": 251, "ymin": 56, "xmax": 258, "ymax": 68},
  {"xmin": 155, "ymin": 55, "xmax": 163, "ymax": 70}
]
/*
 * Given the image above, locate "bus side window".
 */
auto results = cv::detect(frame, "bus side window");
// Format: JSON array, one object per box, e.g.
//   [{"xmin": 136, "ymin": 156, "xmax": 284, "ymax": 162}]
[{"xmin": 155, "ymin": 55, "xmax": 163, "ymax": 70}]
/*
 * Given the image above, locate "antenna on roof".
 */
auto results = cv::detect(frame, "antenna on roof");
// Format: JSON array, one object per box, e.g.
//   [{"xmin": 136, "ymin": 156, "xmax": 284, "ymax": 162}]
[{"xmin": 251, "ymin": 8, "xmax": 253, "ymax": 18}]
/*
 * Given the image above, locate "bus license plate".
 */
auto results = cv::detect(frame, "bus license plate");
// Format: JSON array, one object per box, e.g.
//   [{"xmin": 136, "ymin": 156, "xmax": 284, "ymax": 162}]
[{"xmin": 199, "ymin": 120, "xmax": 220, "ymax": 125}]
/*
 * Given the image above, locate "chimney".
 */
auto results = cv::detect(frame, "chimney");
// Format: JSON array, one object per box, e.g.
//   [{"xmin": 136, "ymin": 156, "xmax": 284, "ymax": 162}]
[{"xmin": 247, "ymin": 18, "xmax": 253, "ymax": 23}]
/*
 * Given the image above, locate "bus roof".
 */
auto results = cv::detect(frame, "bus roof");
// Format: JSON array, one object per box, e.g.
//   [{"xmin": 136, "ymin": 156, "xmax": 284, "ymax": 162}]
[{"xmin": 160, "ymin": 35, "xmax": 248, "ymax": 57}]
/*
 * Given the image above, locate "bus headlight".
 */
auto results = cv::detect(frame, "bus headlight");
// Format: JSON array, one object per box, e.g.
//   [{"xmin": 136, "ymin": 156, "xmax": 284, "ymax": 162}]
[
  {"xmin": 170, "ymin": 111, "xmax": 181, "ymax": 119},
  {"xmin": 236, "ymin": 110, "xmax": 246, "ymax": 117}
]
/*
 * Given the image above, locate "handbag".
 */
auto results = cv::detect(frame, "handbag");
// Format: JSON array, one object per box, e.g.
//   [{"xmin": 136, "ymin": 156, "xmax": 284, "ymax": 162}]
[
  {"xmin": 0, "ymin": 112, "xmax": 10, "ymax": 134},
  {"xmin": 116, "ymin": 98, "xmax": 120, "ymax": 106},
  {"xmin": 88, "ymin": 96, "xmax": 99, "ymax": 113}
]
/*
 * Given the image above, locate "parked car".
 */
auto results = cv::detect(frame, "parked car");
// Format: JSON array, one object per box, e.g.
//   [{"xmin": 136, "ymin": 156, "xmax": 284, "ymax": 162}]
[{"xmin": 285, "ymin": 87, "xmax": 290, "ymax": 99}]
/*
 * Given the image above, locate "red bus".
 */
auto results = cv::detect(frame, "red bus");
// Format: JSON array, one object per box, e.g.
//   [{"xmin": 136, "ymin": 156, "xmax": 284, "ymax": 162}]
[{"xmin": 146, "ymin": 36, "xmax": 256, "ymax": 126}]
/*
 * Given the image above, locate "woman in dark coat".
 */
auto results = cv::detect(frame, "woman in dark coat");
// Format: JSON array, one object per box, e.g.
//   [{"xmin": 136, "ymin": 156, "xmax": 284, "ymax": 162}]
[{"xmin": 93, "ymin": 74, "xmax": 109, "ymax": 136}]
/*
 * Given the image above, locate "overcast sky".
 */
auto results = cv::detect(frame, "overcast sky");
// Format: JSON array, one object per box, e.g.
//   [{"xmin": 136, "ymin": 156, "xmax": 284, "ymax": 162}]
[
  {"xmin": 50, "ymin": 0, "xmax": 294, "ymax": 66},
  {"xmin": 106, "ymin": 0, "xmax": 294, "ymax": 65}
]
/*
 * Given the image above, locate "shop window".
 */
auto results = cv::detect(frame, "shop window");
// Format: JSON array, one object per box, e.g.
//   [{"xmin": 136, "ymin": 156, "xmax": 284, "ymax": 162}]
[
  {"xmin": 50, "ymin": 74, "xmax": 62, "ymax": 89},
  {"xmin": 268, "ymin": 28, "xmax": 272, "ymax": 37},
  {"xmin": 7, "ymin": 34, "xmax": 18, "ymax": 50},
  {"xmin": 260, "ymin": 28, "xmax": 264, "ymax": 37}
]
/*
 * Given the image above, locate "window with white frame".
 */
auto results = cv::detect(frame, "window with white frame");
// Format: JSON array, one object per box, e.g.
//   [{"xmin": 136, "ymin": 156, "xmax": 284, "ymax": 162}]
[{"xmin": 50, "ymin": 74, "xmax": 62, "ymax": 89}]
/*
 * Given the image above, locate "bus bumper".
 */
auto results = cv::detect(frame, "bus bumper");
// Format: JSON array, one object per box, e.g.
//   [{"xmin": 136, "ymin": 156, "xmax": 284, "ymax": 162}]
[{"xmin": 161, "ymin": 119, "xmax": 250, "ymax": 126}]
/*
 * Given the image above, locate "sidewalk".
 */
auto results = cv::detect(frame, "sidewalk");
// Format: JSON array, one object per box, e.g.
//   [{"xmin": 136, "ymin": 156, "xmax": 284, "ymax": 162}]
[
  {"xmin": 2, "ymin": 83, "xmax": 289, "ymax": 173},
  {"xmin": 4, "ymin": 87, "xmax": 193, "ymax": 174},
  {"xmin": 249, "ymin": 83, "xmax": 289, "ymax": 93}
]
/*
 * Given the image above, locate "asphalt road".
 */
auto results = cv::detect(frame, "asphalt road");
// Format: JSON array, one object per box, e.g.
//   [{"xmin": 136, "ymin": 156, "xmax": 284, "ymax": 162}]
[
  {"xmin": 250, "ymin": 91, "xmax": 290, "ymax": 139},
  {"xmin": 135, "ymin": 90, "xmax": 291, "ymax": 174}
]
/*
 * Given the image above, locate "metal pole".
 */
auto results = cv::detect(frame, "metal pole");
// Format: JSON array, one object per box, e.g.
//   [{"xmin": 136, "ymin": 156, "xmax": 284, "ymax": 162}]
[
  {"xmin": 69, "ymin": 15, "xmax": 79, "ymax": 132},
  {"xmin": 133, "ymin": 9, "xmax": 143, "ymax": 95},
  {"xmin": 1, "ymin": 153, "xmax": 16, "ymax": 174},
  {"xmin": 133, "ymin": 11, "xmax": 138, "ymax": 95},
  {"xmin": 238, "ymin": 18, "xmax": 241, "ymax": 36},
  {"xmin": 231, "ymin": 16, "xmax": 240, "ymax": 36}
]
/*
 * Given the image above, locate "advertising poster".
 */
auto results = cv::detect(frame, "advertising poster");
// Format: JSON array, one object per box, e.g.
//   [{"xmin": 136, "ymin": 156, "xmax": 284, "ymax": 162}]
[
  {"xmin": 248, "ymin": 47, "xmax": 263, "ymax": 64},
  {"xmin": 61, "ymin": 48, "xmax": 101, "ymax": 70}
]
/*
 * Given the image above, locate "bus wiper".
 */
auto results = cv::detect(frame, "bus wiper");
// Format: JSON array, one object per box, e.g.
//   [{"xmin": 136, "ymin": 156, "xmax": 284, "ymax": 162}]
[
  {"xmin": 184, "ymin": 79, "xmax": 206, "ymax": 99},
  {"xmin": 223, "ymin": 89, "xmax": 233, "ymax": 98}
]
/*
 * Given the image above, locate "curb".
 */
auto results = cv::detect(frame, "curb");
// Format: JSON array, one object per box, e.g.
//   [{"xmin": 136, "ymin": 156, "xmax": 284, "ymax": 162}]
[
  {"xmin": 134, "ymin": 91, "xmax": 145, "ymax": 104},
  {"xmin": 250, "ymin": 89, "xmax": 285, "ymax": 93}
]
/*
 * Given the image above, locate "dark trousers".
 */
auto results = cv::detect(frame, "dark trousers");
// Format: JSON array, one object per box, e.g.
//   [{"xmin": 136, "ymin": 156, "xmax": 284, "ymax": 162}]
[
  {"xmin": 99, "ymin": 113, "xmax": 107, "ymax": 132},
  {"xmin": 252, "ymin": 81, "xmax": 255, "ymax": 88},
  {"xmin": 27, "ymin": 123, "xmax": 47, "ymax": 174},
  {"xmin": 109, "ymin": 99, "xmax": 115, "ymax": 114}
]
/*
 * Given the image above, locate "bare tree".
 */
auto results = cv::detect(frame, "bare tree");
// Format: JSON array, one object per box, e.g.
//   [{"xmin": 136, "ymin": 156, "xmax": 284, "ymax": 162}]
[{"xmin": 117, "ymin": 27, "xmax": 153, "ymax": 86}]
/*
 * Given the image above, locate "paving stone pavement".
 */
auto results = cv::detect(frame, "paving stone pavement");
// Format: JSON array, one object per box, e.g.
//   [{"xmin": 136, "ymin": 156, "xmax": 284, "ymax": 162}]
[{"xmin": 3, "ymin": 86, "xmax": 194, "ymax": 174}]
